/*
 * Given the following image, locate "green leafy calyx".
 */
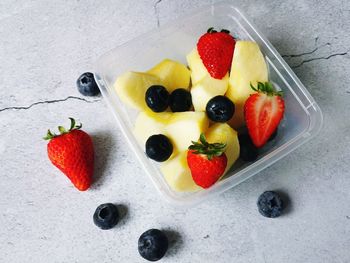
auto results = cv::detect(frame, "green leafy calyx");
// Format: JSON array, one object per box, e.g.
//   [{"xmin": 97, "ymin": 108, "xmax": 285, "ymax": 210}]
[
  {"xmin": 188, "ymin": 133, "xmax": 226, "ymax": 160},
  {"xmin": 43, "ymin": 117, "xmax": 82, "ymax": 140},
  {"xmin": 250, "ymin": 82, "xmax": 283, "ymax": 97}
]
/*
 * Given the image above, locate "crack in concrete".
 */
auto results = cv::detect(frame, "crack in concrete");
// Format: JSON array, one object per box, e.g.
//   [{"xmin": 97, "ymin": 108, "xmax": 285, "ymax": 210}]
[
  {"xmin": 281, "ymin": 38, "xmax": 348, "ymax": 68},
  {"xmin": 282, "ymin": 42, "xmax": 331, "ymax": 58},
  {"xmin": 0, "ymin": 96, "xmax": 100, "ymax": 113},
  {"xmin": 153, "ymin": 0, "xmax": 162, "ymax": 28},
  {"xmin": 292, "ymin": 52, "xmax": 348, "ymax": 68},
  {"xmin": 282, "ymin": 47, "xmax": 319, "ymax": 58}
]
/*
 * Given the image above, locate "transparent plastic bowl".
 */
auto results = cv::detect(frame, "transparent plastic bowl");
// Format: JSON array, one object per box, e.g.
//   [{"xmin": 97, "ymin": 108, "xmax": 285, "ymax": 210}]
[{"xmin": 94, "ymin": 1, "xmax": 323, "ymax": 206}]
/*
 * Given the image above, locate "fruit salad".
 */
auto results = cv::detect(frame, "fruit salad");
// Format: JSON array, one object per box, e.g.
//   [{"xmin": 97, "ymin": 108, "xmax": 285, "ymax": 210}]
[{"xmin": 114, "ymin": 28, "xmax": 285, "ymax": 192}]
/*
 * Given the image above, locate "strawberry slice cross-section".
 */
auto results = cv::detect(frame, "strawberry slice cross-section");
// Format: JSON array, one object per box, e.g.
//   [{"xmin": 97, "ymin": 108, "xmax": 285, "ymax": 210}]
[{"xmin": 244, "ymin": 82, "xmax": 285, "ymax": 148}]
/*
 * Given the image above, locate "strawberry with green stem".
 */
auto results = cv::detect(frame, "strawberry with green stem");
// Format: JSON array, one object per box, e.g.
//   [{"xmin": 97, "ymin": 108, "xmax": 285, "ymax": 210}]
[
  {"xmin": 44, "ymin": 118, "xmax": 94, "ymax": 191},
  {"xmin": 187, "ymin": 133, "xmax": 227, "ymax": 189}
]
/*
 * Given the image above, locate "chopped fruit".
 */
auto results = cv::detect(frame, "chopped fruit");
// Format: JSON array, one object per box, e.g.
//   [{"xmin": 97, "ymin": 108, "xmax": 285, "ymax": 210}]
[
  {"xmin": 138, "ymin": 229, "xmax": 169, "ymax": 262},
  {"xmin": 205, "ymin": 123, "xmax": 239, "ymax": 174},
  {"xmin": 76, "ymin": 72, "xmax": 100, "ymax": 96},
  {"xmin": 160, "ymin": 152, "xmax": 200, "ymax": 192},
  {"xmin": 166, "ymin": 112, "xmax": 209, "ymax": 151},
  {"xmin": 191, "ymin": 73, "xmax": 229, "ymax": 111},
  {"xmin": 147, "ymin": 59, "xmax": 191, "ymax": 92},
  {"xmin": 93, "ymin": 203, "xmax": 119, "ymax": 230},
  {"xmin": 238, "ymin": 134, "xmax": 258, "ymax": 162},
  {"xmin": 197, "ymin": 27, "xmax": 235, "ymax": 79},
  {"xmin": 206, "ymin": 95, "xmax": 235, "ymax": 122},
  {"xmin": 187, "ymin": 134, "xmax": 227, "ymax": 188},
  {"xmin": 226, "ymin": 41, "xmax": 268, "ymax": 128},
  {"xmin": 146, "ymin": 134, "xmax": 173, "ymax": 162},
  {"xmin": 114, "ymin": 71, "xmax": 163, "ymax": 111},
  {"xmin": 257, "ymin": 191, "xmax": 284, "ymax": 218},
  {"xmin": 133, "ymin": 110, "xmax": 172, "ymax": 145},
  {"xmin": 145, "ymin": 85, "xmax": 169, "ymax": 112},
  {"xmin": 186, "ymin": 48, "xmax": 208, "ymax": 85},
  {"xmin": 113, "ymin": 30, "xmax": 286, "ymax": 194},
  {"xmin": 169, "ymin": 88, "xmax": 192, "ymax": 112},
  {"xmin": 244, "ymin": 82, "xmax": 285, "ymax": 148},
  {"xmin": 44, "ymin": 118, "xmax": 94, "ymax": 191}
]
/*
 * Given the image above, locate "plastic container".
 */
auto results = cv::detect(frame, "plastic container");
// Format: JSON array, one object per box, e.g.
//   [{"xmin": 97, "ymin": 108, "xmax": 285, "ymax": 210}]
[{"xmin": 94, "ymin": 1, "xmax": 323, "ymax": 206}]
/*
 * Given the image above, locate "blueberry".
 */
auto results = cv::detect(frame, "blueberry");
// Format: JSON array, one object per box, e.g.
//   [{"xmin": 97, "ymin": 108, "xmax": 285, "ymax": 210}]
[
  {"xmin": 145, "ymin": 134, "xmax": 173, "ymax": 162},
  {"xmin": 257, "ymin": 191, "xmax": 284, "ymax": 218},
  {"xmin": 169, "ymin": 88, "xmax": 192, "ymax": 112},
  {"xmin": 93, "ymin": 203, "xmax": 119, "ymax": 230},
  {"xmin": 76, "ymin": 72, "xmax": 100, "ymax": 96},
  {"xmin": 238, "ymin": 134, "xmax": 258, "ymax": 162},
  {"xmin": 138, "ymin": 229, "xmax": 168, "ymax": 261},
  {"xmin": 145, "ymin": 85, "xmax": 169, "ymax": 112},
  {"xmin": 206, "ymin": 95, "xmax": 235, "ymax": 122},
  {"xmin": 268, "ymin": 129, "xmax": 278, "ymax": 142}
]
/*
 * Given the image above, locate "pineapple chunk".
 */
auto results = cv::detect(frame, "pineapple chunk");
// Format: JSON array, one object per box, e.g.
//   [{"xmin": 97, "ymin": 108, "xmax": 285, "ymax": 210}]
[
  {"xmin": 186, "ymin": 48, "xmax": 208, "ymax": 85},
  {"xmin": 166, "ymin": 112, "xmax": 209, "ymax": 152},
  {"xmin": 161, "ymin": 152, "xmax": 200, "ymax": 192},
  {"xmin": 191, "ymin": 73, "xmax": 229, "ymax": 111},
  {"xmin": 226, "ymin": 41, "xmax": 268, "ymax": 128},
  {"xmin": 114, "ymin": 71, "xmax": 163, "ymax": 111},
  {"xmin": 147, "ymin": 59, "xmax": 191, "ymax": 92},
  {"xmin": 205, "ymin": 123, "xmax": 240, "ymax": 175},
  {"xmin": 133, "ymin": 110, "xmax": 172, "ymax": 145}
]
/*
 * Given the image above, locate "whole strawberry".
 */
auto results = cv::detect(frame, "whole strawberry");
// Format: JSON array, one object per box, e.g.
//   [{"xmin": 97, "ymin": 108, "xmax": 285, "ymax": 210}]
[
  {"xmin": 44, "ymin": 118, "xmax": 94, "ymax": 191},
  {"xmin": 244, "ymin": 82, "xmax": 285, "ymax": 148},
  {"xmin": 187, "ymin": 134, "xmax": 227, "ymax": 189},
  {"xmin": 197, "ymin": 28, "xmax": 235, "ymax": 79}
]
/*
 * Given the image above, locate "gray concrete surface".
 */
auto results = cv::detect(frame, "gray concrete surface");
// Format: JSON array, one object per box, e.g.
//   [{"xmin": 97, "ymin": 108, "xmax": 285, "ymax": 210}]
[{"xmin": 1, "ymin": 0, "xmax": 350, "ymax": 262}]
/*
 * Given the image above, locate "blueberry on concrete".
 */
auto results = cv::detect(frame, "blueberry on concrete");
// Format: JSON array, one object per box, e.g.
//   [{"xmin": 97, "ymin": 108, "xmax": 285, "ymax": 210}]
[
  {"xmin": 138, "ymin": 229, "xmax": 168, "ymax": 261},
  {"xmin": 93, "ymin": 203, "xmax": 119, "ymax": 229},
  {"xmin": 257, "ymin": 191, "xmax": 284, "ymax": 218},
  {"xmin": 77, "ymin": 72, "xmax": 100, "ymax": 96}
]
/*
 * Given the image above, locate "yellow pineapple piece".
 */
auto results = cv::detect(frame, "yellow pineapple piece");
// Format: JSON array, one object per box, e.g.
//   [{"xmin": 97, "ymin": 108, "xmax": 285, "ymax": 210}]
[
  {"xmin": 161, "ymin": 152, "xmax": 200, "ymax": 192},
  {"xmin": 133, "ymin": 110, "xmax": 172, "ymax": 145},
  {"xmin": 147, "ymin": 59, "xmax": 191, "ymax": 92},
  {"xmin": 186, "ymin": 48, "xmax": 208, "ymax": 85},
  {"xmin": 114, "ymin": 71, "xmax": 163, "ymax": 111},
  {"xmin": 166, "ymin": 112, "xmax": 209, "ymax": 152},
  {"xmin": 205, "ymin": 123, "xmax": 240, "ymax": 174},
  {"xmin": 226, "ymin": 41, "xmax": 268, "ymax": 128},
  {"xmin": 191, "ymin": 73, "xmax": 229, "ymax": 112}
]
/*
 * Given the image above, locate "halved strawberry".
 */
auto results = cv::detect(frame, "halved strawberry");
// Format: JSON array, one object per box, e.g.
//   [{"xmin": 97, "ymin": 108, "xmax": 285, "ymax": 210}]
[{"xmin": 244, "ymin": 82, "xmax": 285, "ymax": 148}]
